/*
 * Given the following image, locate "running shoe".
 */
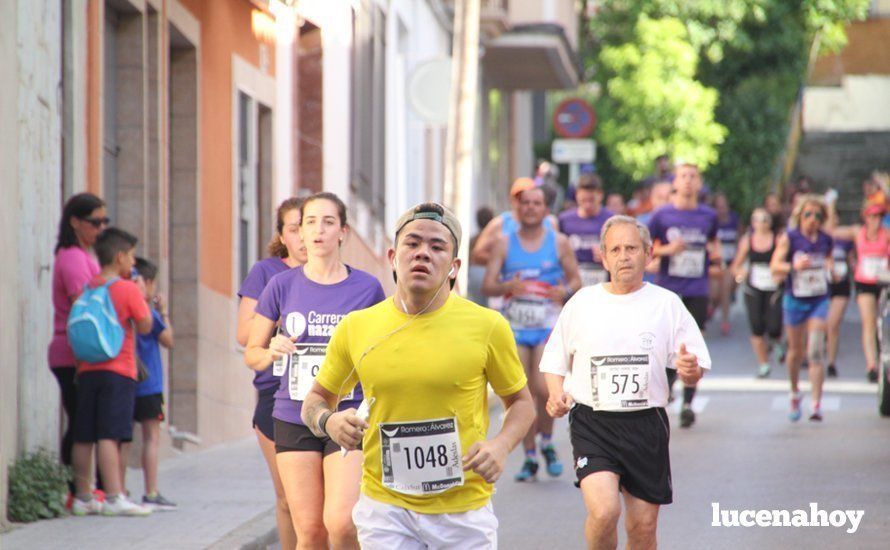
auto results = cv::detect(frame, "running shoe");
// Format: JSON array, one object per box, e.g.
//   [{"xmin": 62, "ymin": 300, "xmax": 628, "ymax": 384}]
[
  {"xmin": 868, "ymin": 369, "xmax": 879, "ymax": 383},
  {"xmin": 71, "ymin": 497, "xmax": 103, "ymax": 516},
  {"xmin": 809, "ymin": 409, "xmax": 823, "ymax": 422},
  {"xmin": 827, "ymin": 364, "xmax": 838, "ymax": 378},
  {"xmin": 757, "ymin": 363, "xmax": 771, "ymax": 379},
  {"xmin": 143, "ymin": 493, "xmax": 178, "ymax": 511},
  {"xmin": 514, "ymin": 458, "xmax": 539, "ymax": 482},
  {"xmin": 540, "ymin": 444, "xmax": 563, "ymax": 477},
  {"xmin": 102, "ymin": 495, "xmax": 152, "ymax": 517},
  {"xmin": 773, "ymin": 341, "xmax": 787, "ymax": 365},
  {"xmin": 680, "ymin": 405, "xmax": 695, "ymax": 428},
  {"xmin": 789, "ymin": 393, "xmax": 802, "ymax": 422}
]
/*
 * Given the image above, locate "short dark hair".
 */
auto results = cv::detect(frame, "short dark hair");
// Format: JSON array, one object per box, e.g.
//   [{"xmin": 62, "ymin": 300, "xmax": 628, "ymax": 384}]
[
  {"xmin": 95, "ymin": 227, "xmax": 138, "ymax": 267},
  {"xmin": 576, "ymin": 173, "xmax": 603, "ymax": 192},
  {"xmin": 134, "ymin": 256, "xmax": 158, "ymax": 281},
  {"xmin": 55, "ymin": 193, "xmax": 105, "ymax": 254}
]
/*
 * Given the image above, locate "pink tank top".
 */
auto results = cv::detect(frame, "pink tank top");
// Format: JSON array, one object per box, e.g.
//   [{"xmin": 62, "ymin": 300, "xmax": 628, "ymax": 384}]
[{"xmin": 854, "ymin": 226, "xmax": 890, "ymax": 284}]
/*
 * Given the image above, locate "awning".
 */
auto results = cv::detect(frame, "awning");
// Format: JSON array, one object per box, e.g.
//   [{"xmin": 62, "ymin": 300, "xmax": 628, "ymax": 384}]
[{"xmin": 481, "ymin": 23, "xmax": 580, "ymax": 90}]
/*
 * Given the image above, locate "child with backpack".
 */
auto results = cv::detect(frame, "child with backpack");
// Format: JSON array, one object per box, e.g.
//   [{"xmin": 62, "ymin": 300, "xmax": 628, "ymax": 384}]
[
  {"xmin": 68, "ymin": 227, "xmax": 153, "ymax": 517},
  {"xmin": 129, "ymin": 257, "xmax": 177, "ymax": 510}
]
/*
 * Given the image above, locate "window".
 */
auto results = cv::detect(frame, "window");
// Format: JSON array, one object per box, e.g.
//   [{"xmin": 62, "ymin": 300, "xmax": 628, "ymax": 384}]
[
  {"xmin": 236, "ymin": 92, "xmax": 273, "ymax": 283},
  {"xmin": 350, "ymin": 2, "xmax": 386, "ymax": 243}
]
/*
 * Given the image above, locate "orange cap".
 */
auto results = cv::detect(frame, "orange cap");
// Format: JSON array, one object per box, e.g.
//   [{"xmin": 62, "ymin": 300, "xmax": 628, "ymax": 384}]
[{"xmin": 510, "ymin": 177, "xmax": 536, "ymax": 198}]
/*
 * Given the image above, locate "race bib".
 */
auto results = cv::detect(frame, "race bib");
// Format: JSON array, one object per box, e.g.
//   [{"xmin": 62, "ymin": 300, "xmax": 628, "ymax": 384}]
[
  {"xmin": 792, "ymin": 268, "xmax": 828, "ymax": 297},
  {"xmin": 579, "ymin": 263, "xmax": 608, "ymax": 287},
  {"xmin": 668, "ymin": 249, "xmax": 706, "ymax": 278},
  {"xmin": 590, "ymin": 355, "xmax": 650, "ymax": 411},
  {"xmin": 380, "ymin": 417, "xmax": 464, "ymax": 496},
  {"xmin": 288, "ymin": 344, "xmax": 353, "ymax": 401},
  {"xmin": 721, "ymin": 242, "xmax": 737, "ymax": 262},
  {"xmin": 861, "ymin": 256, "xmax": 888, "ymax": 280},
  {"xmin": 749, "ymin": 263, "xmax": 778, "ymax": 291},
  {"xmin": 832, "ymin": 260, "xmax": 848, "ymax": 280},
  {"xmin": 504, "ymin": 296, "xmax": 549, "ymax": 330}
]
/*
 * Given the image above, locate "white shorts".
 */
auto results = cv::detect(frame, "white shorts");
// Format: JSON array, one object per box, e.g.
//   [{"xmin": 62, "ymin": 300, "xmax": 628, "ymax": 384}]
[{"xmin": 352, "ymin": 493, "xmax": 498, "ymax": 550}]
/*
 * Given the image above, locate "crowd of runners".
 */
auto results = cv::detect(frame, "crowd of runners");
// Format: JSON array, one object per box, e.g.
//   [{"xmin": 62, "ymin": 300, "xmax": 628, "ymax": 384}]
[{"xmin": 49, "ymin": 160, "xmax": 889, "ymax": 547}]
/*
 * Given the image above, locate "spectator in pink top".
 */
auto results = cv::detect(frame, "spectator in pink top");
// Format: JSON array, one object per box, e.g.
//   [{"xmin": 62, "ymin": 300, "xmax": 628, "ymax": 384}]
[{"xmin": 50, "ymin": 192, "xmax": 107, "ymax": 485}]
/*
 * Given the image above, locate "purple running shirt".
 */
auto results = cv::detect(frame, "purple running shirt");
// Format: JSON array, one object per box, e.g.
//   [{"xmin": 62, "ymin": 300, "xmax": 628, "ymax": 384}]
[
  {"xmin": 239, "ymin": 257, "xmax": 292, "ymax": 390},
  {"xmin": 647, "ymin": 204, "xmax": 719, "ymax": 298}
]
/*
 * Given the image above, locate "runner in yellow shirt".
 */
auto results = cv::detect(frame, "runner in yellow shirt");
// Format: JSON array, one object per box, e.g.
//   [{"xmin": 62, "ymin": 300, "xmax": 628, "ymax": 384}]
[{"xmin": 302, "ymin": 202, "xmax": 535, "ymax": 549}]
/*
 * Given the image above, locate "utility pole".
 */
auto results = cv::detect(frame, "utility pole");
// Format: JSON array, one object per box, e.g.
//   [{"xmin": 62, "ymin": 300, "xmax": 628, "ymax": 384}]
[{"xmin": 443, "ymin": 0, "xmax": 480, "ymax": 295}]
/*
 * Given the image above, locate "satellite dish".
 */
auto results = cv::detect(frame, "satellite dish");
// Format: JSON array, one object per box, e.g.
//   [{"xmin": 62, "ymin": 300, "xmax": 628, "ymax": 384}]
[{"xmin": 408, "ymin": 58, "xmax": 452, "ymax": 126}]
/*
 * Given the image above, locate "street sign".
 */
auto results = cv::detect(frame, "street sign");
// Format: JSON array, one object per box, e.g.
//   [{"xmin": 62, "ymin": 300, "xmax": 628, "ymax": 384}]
[
  {"xmin": 553, "ymin": 98, "xmax": 596, "ymax": 138},
  {"xmin": 552, "ymin": 139, "xmax": 596, "ymax": 163}
]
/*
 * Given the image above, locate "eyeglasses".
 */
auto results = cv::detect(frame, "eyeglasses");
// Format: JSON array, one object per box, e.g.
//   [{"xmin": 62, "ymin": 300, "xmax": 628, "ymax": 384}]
[
  {"xmin": 81, "ymin": 216, "xmax": 110, "ymax": 228},
  {"xmin": 802, "ymin": 211, "xmax": 823, "ymax": 220}
]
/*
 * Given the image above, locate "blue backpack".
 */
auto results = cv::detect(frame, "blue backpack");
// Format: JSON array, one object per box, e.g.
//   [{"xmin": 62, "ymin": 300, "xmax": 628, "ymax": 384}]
[{"xmin": 67, "ymin": 277, "xmax": 125, "ymax": 363}]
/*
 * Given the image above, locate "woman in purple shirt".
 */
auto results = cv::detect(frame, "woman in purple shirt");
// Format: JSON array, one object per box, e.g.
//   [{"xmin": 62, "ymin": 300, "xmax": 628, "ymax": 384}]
[
  {"xmin": 50, "ymin": 193, "xmax": 107, "ymax": 489},
  {"xmin": 245, "ymin": 192, "xmax": 385, "ymax": 549},
  {"xmin": 771, "ymin": 195, "xmax": 836, "ymax": 422},
  {"xmin": 237, "ymin": 197, "xmax": 306, "ymax": 550}
]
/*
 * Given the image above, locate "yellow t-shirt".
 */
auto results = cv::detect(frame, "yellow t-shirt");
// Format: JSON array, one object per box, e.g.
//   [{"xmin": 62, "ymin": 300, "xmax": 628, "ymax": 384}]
[{"xmin": 316, "ymin": 293, "xmax": 527, "ymax": 514}]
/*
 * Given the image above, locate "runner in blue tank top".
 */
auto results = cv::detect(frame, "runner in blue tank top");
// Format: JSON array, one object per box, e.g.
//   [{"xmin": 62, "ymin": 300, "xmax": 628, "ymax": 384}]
[
  {"xmin": 483, "ymin": 185, "xmax": 581, "ymax": 482},
  {"xmin": 770, "ymin": 195, "xmax": 837, "ymax": 422}
]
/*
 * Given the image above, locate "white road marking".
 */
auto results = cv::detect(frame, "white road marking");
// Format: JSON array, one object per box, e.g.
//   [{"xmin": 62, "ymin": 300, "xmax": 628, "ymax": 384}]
[{"xmin": 697, "ymin": 377, "xmax": 875, "ymax": 395}]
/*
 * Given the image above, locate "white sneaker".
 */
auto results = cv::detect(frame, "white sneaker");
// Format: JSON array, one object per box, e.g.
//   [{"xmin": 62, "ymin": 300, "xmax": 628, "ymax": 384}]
[
  {"xmin": 71, "ymin": 497, "xmax": 103, "ymax": 516},
  {"xmin": 101, "ymin": 495, "xmax": 152, "ymax": 517}
]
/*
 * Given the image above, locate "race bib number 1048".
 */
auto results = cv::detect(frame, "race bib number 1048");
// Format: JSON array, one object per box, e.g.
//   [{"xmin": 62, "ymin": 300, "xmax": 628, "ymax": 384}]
[{"xmin": 380, "ymin": 417, "xmax": 464, "ymax": 496}]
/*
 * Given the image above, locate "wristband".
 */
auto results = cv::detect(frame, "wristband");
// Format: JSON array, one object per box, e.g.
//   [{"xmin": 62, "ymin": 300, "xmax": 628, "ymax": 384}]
[{"xmin": 317, "ymin": 411, "xmax": 333, "ymax": 436}]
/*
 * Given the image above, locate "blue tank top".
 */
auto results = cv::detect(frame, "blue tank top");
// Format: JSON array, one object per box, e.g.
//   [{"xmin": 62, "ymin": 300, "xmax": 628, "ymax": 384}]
[
  {"xmin": 786, "ymin": 229, "xmax": 833, "ymax": 299},
  {"xmin": 500, "ymin": 228, "xmax": 564, "ymax": 331}
]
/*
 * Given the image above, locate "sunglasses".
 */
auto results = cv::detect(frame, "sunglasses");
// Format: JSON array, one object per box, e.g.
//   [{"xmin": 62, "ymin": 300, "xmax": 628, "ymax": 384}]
[
  {"xmin": 81, "ymin": 216, "xmax": 110, "ymax": 228},
  {"xmin": 802, "ymin": 211, "xmax": 823, "ymax": 220}
]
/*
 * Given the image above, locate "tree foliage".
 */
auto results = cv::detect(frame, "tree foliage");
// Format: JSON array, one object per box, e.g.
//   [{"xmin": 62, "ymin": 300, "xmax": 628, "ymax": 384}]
[
  {"xmin": 597, "ymin": 16, "xmax": 726, "ymax": 181},
  {"xmin": 580, "ymin": 0, "xmax": 870, "ymax": 208}
]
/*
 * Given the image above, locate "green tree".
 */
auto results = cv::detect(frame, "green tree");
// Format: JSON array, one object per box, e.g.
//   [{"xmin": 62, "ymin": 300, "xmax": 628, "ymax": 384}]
[{"xmin": 596, "ymin": 16, "xmax": 727, "ymax": 182}]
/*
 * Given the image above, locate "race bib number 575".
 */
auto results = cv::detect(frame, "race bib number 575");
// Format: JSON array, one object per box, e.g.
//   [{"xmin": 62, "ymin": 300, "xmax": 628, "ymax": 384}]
[
  {"xmin": 380, "ymin": 417, "xmax": 463, "ymax": 496},
  {"xmin": 590, "ymin": 355, "xmax": 650, "ymax": 411}
]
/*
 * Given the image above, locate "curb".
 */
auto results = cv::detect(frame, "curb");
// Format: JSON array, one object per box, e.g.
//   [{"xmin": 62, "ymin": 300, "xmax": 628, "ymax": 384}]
[{"xmin": 208, "ymin": 506, "xmax": 278, "ymax": 550}]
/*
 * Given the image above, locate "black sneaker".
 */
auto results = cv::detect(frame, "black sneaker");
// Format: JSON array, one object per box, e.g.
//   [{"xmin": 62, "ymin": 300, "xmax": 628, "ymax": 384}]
[
  {"xmin": 680, "ymin": 405, "xmax": 696, "ymax": 428},
  {"xmin": 514, "ymin": 458, "xmax": 539, "ymax": 482},
  {"xmin": 827, "ymin": 364, "xmax": 838, "ymax": 378},
  {"xmin": 142, "ymin": 493, "xmax": 178, "ymax": 511},
  {"xmin": 868, "ymin": 369, "xmax": 879, "ymax": 383}
]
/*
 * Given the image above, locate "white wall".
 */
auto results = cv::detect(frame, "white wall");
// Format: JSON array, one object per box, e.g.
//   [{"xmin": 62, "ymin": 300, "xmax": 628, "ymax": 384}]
[{"xmin": 804, "ymin": 75, "xmax": 890, "ymax": 132}]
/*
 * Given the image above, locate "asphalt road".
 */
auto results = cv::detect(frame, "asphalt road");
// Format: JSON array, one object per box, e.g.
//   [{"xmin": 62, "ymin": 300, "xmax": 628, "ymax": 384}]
[{"xmin": 491, "ymin": 298, "xmax": 890, "ymax": 549}]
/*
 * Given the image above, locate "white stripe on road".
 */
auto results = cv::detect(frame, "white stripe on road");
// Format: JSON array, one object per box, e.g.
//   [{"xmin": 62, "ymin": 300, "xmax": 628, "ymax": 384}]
[
  {"xmin": 771, "ymin": 395, "xmax": 842, "ymax": 411},
  {"xmin": 669, "ymin": 396, "xmax": 709, "ymax": 414},
  {"xmin": 697, "ymin": 377, "xmax": 876, "ymax": 395}
]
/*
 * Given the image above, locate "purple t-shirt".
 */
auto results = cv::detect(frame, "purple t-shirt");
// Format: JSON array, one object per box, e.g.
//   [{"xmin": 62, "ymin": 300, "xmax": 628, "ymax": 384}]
[
  {"xmin": 647, "ymin": 204, "xmax": 718, "ymax": 297},
  {"xmin": 558, "ymin": 208, "xmax": 613, "ymax": 265},
  {"xmin": 49, "ymin": 246, "xmax": 100, "ymax": 367},
  {"xmin": 786, "ymin": 229, "xmax": 834, "ymax": 300},
  {"xmin": 255, "ymin": 266, "xmax": 386, "ymax": 425},
  {"xmin": 716, "ymin": 212, "xmax": 740, "ymax": 261},
  {"xmin": 239, "ymin": 257, "xmax": 292, "ymax": 390}
]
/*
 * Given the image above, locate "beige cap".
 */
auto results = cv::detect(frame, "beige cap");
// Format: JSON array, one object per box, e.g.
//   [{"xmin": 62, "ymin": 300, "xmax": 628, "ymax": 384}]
[{"xmin": 393, "ymin": 203, "xmax": 462, "ymax": 249}]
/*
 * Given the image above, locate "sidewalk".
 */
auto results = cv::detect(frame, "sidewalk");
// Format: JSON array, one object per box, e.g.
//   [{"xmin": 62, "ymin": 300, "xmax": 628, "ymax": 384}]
[{"xmin": 1, "ymin": 437, "xmax": 276, "ymax": 550}]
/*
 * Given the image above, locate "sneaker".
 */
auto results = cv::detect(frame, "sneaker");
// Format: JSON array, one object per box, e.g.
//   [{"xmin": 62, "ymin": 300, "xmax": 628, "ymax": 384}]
[
  {"xmin": 102, "ymin": 495, "xmax": 152, "ymax": 517},
  {"xmin": 757, "ymin": 363, "xmax": 771, "ymax": 379},
  {"xmin": 773, "ymin": 342, "xmax": 787, "ymax": 365},
  {"xmin": 789, "ymin": 393, "xmax": 802, "ymax": 422},
  {"xmin": 93, "ymin": 489, "xmax": 106, "ymax": 503},
  {"xmin": 71, "ymin": 497, "xmax": 103, "ymax": 516},
  {"xmin": 514, "ymin": 458, "xmax": 539, "ymax": 482},
  {"xmin": 868, "ymin": 369, "xmax": 879, "ymax": 383},
  {"xmin": 801, "ymin": 358, "xmax": 809, "ymax": 370},
  {"xmin": 680, "ymin": 405, "xmax": 695, "ymax": 428},
  {"xmin": 827, "ymin": 364, "xmax": 838, "ymax": 378},
  {"xmin": 809, "ymin": 409, "xmax": 823, "ymax": 422},
  {"xmin": 720, "ymin": 321, "xmax": 731, "ymax": 336},
  {"xmin": 142, "ymin": 493, "xmax": 178, "ymax": 511},
  {"xmin": 540, "ymin": 444, "xmax": 563, "ymax": 477}
]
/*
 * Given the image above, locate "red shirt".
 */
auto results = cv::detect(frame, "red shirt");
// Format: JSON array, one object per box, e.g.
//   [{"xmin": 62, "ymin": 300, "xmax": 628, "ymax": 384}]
[{"xmin": 76, "ymin": 276, "xmax": 150, "ymax": 380}]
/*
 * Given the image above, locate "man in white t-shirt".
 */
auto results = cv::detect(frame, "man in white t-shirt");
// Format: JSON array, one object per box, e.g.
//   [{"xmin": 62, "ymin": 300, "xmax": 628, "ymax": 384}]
[{"xmin": 539, "ymin": 215, "xmax": 711, "ymax": 549}]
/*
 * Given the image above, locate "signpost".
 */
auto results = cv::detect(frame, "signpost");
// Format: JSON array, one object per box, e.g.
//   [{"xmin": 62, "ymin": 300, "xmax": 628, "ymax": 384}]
[{"xmin": 552, "ymin": 98, "xmax": 597, "ymax": 185}]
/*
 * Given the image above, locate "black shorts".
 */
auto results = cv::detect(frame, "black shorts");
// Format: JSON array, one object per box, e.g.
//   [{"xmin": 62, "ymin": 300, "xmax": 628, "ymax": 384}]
[
  {"xmin": 569, "ymin": 404, "xmax": 672, "ymax": 505},
  {"xmin": 253, "ymin": 386, "xmax": 277, "ymax": 441},
  {"xmin": 681, "ymin": 296, "xmax": 709, "ymax": 331},
  {"xmin": 134, "ymin": 393, "xmax": 165, "ymax": 422},
  {"xmin": 829, "ymin": 279, "xmax": 851, "ymax": 298},
  {"xmin": 855, "ymin": 281, "xmax": 883, "ymax": 297},
  {"xmin": 274, "ymin": 418, "xmax": 340, "ymax": 456},
  {"xmin": 73, "ymin": 371, "xmax": 136, "ymax": 443}
]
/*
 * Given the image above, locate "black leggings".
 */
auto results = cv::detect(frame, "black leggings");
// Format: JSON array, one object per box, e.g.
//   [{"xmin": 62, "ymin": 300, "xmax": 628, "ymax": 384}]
[
  {"xmin": 52, "ymin": 367, "xmax": 78, "ymax": 492},
  {"xmin": 743, "ymin": 288, "xmax": 783, "ymax": 339}
]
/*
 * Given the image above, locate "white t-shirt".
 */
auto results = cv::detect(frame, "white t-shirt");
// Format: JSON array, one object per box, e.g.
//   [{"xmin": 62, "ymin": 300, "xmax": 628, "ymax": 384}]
[{"xmin": 539, "ymin": 283, "xmax": 711, "ymax": 411}]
